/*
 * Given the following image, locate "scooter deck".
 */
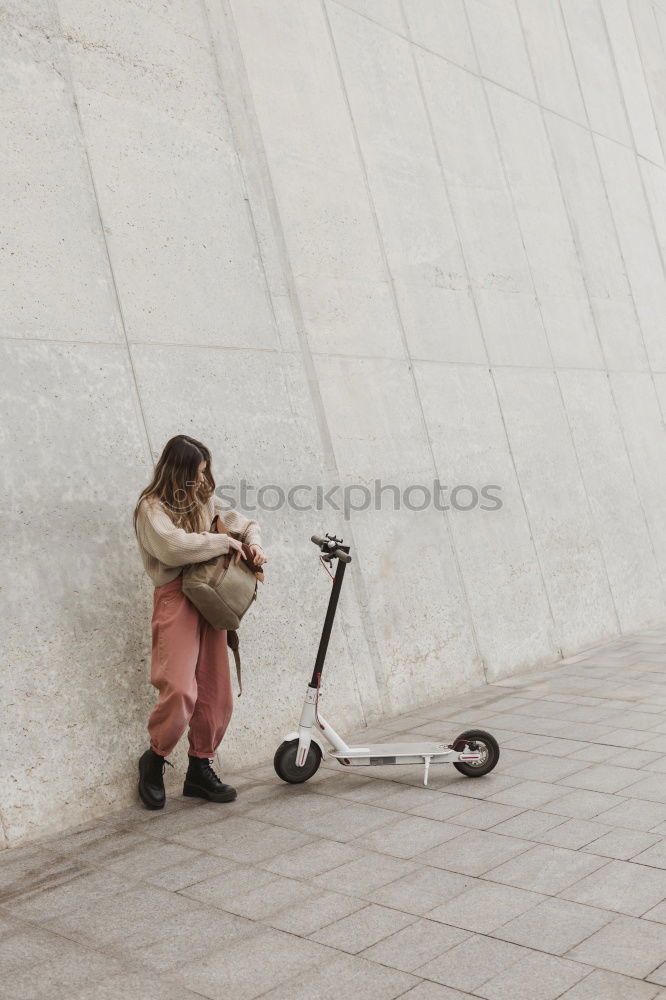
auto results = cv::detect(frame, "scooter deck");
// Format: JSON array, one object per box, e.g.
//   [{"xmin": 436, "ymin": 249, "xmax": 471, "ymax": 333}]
[{"xmin": 328, "ymin": 741, "xmax": 453, "ymax": 760}]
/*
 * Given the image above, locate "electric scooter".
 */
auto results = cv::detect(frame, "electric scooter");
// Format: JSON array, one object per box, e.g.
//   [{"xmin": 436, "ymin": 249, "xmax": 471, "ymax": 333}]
[{"xmin": 274, "ymin": 533, "xmax": 500, "ymax": 786}]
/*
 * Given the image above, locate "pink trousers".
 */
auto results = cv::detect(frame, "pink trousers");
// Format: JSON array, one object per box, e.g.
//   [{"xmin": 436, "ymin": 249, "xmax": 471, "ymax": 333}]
[{"xmin": 147, "ymin": 575, "xmax": 233, "ymax": 759}]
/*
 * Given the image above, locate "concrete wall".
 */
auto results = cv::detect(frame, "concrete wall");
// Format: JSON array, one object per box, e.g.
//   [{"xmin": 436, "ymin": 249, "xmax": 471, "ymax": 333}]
[{"xmin": 3, "ymin": 0, "xmax": 666, "ymax": 847}]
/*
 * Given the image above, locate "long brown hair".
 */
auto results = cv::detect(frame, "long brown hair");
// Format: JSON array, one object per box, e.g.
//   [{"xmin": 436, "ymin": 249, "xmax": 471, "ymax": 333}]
[{"xmin": 133, "ymin": 434, "xmax": 217, "ymax": 536}]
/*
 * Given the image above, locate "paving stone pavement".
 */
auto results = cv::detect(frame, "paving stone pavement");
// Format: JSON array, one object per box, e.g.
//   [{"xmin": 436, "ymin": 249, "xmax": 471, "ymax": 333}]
[{"xmin": 6, "ymin": 627, "xmax": 666, "ymax": 998}]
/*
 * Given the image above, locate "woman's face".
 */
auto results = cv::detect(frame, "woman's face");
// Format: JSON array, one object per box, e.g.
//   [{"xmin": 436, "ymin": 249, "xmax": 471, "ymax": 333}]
[{"xmin": 194, "ymin": 460, "xmax": 207, "ymax": 490}]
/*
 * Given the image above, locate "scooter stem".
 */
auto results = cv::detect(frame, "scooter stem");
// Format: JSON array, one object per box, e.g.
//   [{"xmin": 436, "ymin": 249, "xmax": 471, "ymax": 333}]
[{"xmin": 308, "ymin": 547, "xmax": 350, "ymax": 687}]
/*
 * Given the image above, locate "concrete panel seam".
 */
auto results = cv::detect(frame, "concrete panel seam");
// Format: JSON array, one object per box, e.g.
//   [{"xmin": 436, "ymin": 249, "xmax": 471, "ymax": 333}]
[
  {"xmin": 625, "ymin": 0, "xmax": 666, "ymax": 166},
  {"xmin": 462, "ymin": 0, "xmax": 622, "ymax": 640},
  {"xmin": 202, "ymin": 0, "xmax": 390, "ymax": 717},
  {"xmin": 129, "ymin": 341, "xmax": 282, "ymax": 355},
  {"xmin": 597, "ymin": 0, "xmax": 666, "ymax": 594},
  {"xmin": 311, "ymin": 350, "xmax": 666, "ymax": 375},
  {"xmin": 556, "ymin": 0, "xmax": 663, "ymax": 403},
  {"xmin": 557, "ymin": 0, "xmax": 666, "ymax": 597},
  {"xmin": 599, "ymin": 0, "xmax": 666, "ymax": 294},
  {"xmin": 198, "ymin": 0, "xmax": 290, "ymax": 360},
  {"xmin": 396, "ymin": 0, "xmax": 562, "ymax": 663},
  {"xmin": 49, "ymin": 0, "xmax": 154, "ymax": 465},
  {"xmin": 323, "ymin": 0, "xmax": 491, "ymax": 684},
  {"xmin": 329, "ymin": 0, "xmax": 666, "ymax": 173},
  {"xmin": 0, "ymin": 335, "xmax": 129, "ymax": 347},
  {"xmin": 514, "ymin": 0, "xmax": 666, "ymax": 608}
]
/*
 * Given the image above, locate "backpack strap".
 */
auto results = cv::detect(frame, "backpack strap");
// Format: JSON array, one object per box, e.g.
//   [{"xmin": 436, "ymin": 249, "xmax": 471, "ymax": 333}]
[
  {"xmin": 213, "ymin": 514, "xmax": 261, "ymax": 699},
  {"xmin": 227, "ymin": 629, "xmax": 242, "ymax": 696}
]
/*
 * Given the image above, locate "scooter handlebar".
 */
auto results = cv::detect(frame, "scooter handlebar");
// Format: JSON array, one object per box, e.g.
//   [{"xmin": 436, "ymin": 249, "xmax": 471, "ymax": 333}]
[{"xmin": 310, "ymin": 535, "xmax": 352, "ymax": 563}]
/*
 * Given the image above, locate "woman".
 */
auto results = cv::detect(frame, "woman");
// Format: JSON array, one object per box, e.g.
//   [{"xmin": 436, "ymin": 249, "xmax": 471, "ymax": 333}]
[{"xmin": 133, "ymin": 434, "xmax": 267, "ymax": 810}]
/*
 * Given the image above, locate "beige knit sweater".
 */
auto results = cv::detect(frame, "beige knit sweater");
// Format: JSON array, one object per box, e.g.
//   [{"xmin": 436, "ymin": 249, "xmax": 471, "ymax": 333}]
[{"xmin": 135, "ymin": 493, "xmax": 262, "ymax": 588}]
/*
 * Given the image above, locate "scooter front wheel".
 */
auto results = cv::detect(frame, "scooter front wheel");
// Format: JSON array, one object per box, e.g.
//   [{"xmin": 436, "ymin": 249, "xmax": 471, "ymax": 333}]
[
  {"xmin": 451, "ymin": 729, "xmax": 499, "ymax": 777},
  {"xmin": 274, "ymin": 738, "xmax": 322, "ymax": 784}
]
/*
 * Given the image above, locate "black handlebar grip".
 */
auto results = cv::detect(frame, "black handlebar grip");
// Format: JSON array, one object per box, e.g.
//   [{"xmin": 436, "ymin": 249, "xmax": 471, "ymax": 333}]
[{"xmin": 310, "ymin": 535, "xmax": 352, "ymax": 563}]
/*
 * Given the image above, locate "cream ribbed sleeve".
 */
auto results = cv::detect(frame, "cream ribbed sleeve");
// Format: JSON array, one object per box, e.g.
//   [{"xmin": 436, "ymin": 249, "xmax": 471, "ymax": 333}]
[{"xmin": 137, "ymin": 498, "xmax": 232, "ymax": 568}]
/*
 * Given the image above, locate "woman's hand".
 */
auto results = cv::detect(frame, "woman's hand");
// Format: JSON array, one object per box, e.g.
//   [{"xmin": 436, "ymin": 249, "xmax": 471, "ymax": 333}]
[
  {"xmin": 248, "ymin": 544, "xmax": 267, "ymax": 567},
  {"xmin": 227, "ymin": 537, "xmax": 247, "ymax": 565}
]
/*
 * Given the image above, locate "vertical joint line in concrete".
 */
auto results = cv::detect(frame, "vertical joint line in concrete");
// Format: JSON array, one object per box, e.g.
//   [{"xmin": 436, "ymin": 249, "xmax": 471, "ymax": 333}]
[
  {"xmin": 625, "ymin": 0, "xmax": 666, "ymax": 168},
  {"xmin": 399, "ymin": 0, "xmax": 563, "ymax": 666},
  {"xmin": 464, "ymin": 0, "xmax": 623, "ymax": 636},
  {"xmin": 322, "ymin": 0, "xmax": 489, "ymax": 683},
  {"xmin": 452, "ymin": 5, "xmax": 577, "ymax": 631},
  {"xmin": 198, "ymin": 0, "xmax": 292, "ymax": 363},
  {"xmin": 204, "ymin": 0, "xmax": 390, "ymax": 718},
  {"xmin": 515, "ymin": 0, "xmax": 666, "ymax": 611},
  {"xmin": 599, "ymin": 0, "xmax": 666, "ymax": 284},
  {"xmin": 599, "ymin": 0, "xmax": 666, "ymax": 602},
  {"xmin": 49, "ymin": 0, "xmax": 154, "ymax": 466}
]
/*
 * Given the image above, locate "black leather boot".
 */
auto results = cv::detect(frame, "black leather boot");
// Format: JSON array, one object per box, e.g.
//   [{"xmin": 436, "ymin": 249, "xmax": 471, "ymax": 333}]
[
  {"xmin": 183, "ymin": 755, "xmax": 237, "ymax": 802},
  {"xmin": 138, "ymin": 748, "xmax": 174, "ymax": 810}
]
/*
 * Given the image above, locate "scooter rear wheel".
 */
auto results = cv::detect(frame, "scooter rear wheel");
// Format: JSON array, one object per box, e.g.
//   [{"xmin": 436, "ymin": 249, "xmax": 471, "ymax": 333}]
[
  {"xmin": 451, "ymin": 729, "xmax": 499, "ymax": 777},
  {"xmin": 274, "ymin": 738, "xmax": 322, "ymax": 784}
]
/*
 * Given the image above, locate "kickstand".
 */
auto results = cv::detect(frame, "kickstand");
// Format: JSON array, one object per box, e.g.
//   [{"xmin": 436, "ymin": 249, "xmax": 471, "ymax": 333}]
[{"xmin": 422, "ymin": 755, "xmax": 432, "ymax": 786}]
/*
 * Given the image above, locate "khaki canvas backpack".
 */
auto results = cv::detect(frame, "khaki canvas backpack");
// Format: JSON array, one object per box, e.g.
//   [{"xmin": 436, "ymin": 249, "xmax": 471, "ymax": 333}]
[{"xmin": 181, "ymin": 514, "xmax": 264, "ymax": 696}]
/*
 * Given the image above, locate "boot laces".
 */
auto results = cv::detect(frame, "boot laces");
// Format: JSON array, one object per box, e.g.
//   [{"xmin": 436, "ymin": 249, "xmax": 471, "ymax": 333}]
[
  {"xmin": 200, "ymin": 757, "xmax": 223, "ymax": 785},
  {"xmin": 147, "ymin": 751, "xmax": 174, "ymax": 782},
  {"xmin": 154, "ymin": 753, "xmax": 174, "ymax": 774}
]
